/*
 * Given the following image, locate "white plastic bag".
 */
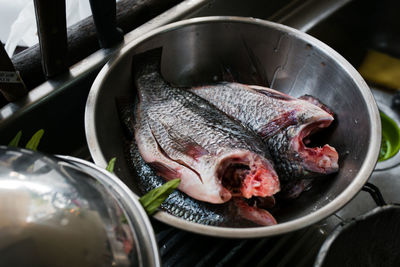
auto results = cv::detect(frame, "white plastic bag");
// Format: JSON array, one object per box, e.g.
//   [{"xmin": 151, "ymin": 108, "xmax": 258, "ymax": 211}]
[
  {"xmin": 3, "ymin": 0, "xmax": 92, "ymax": 57},
  {"xmin": 4, "ymin": 0, "xmax": 37, "ymax": 57}
]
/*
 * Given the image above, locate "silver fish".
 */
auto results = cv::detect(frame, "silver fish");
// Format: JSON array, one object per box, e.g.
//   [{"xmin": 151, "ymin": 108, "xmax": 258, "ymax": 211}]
[
  {"xmin": 189, "ymin": 82, "xmax": 339, "ymax": 182},
  {"xmin": 132, "ymin": 49, "xmax": 279, "ymax": 204}
]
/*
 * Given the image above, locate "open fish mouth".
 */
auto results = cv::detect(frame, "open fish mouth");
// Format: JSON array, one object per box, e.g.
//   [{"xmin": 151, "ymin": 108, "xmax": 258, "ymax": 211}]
[
  {"xmin": 217, "ymin": 151, "xmax": 280, "ymax": 199},
  {"xmin": 294, "ymin": 118, "xmax": 339, "ymax": 175}
]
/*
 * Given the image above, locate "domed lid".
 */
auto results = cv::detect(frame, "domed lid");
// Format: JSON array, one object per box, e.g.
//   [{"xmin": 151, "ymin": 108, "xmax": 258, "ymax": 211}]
[{"xmin": 0, "ymin": 146, "xmax": 160, "ymax": 267}]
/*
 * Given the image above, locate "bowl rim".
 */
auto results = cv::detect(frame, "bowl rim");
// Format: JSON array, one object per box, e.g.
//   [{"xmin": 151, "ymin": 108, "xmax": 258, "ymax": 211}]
[{"xmin": 85, "ymin": 16, "xmax": 381, "ymax": 238}]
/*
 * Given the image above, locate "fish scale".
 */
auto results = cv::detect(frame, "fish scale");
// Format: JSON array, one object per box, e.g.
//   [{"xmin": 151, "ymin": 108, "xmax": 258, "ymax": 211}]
[{"xmin": 270, "ymin": 126, "xmax": 306, "ymax": 178}]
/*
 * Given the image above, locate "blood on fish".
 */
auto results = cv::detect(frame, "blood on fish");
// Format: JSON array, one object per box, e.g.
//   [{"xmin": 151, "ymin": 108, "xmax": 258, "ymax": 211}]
[
  {"xmin": 218, "ymin": 155, "xmax": 280, "ymax": 200},
  {"xmin": 241, "ymin": 166, "xmax": 280, "ymax": 198}
]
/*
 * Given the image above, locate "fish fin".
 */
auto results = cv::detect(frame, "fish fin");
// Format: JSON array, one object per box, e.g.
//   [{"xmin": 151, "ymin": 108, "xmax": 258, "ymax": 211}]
[
  {"xmin": 299, "ymin": 95, "xmax": 335, "ymax": 116},
  {"xmin": 258, "ymin": 110, "xmax": 298, "ymax": 138},
  {"xmin": 233, "ymin": 198, "xmax": 277, "ymax": 226},
  {"xmin": 147, "ymin": 162, "xmax": 180, "ymax": 180},
  {"xmin": 182, "ymin": 143, "xmax": 209, "ymax": 160},
  {"xmin": 248, "ymin": 85, "xmax": 295, "ymax": 101}
]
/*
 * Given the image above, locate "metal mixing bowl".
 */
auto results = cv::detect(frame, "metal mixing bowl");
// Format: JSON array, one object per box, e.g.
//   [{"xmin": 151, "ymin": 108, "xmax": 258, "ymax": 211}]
[
  {"xmin": 0, "ymin": 146, "xmax": 160, "ymax": 267},
  {"xmin": 85, "ymin": 16, "xmax": 380, "ymax": 238}
]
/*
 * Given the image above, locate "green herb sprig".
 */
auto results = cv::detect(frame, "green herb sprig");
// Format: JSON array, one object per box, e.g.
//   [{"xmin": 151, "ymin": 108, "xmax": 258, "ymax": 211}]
[
  {"xmin": 8, "ymin": 131, "xmax": 22, "ymax": 147},
  {"xmin": 106, "ymin": 157, "xmax": 116, "ymax": 172},
  {"xmin": 106, "ymin": 157, "xmax": 180, "ymax": 215},
  {"xmin": 139, "ymin": 179, "xmax": 180, "ymax": 215}
]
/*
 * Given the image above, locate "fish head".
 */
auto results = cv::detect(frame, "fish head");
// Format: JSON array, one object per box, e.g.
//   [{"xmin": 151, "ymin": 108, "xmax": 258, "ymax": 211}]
[
  {"xmin": 291, "ymin": 118, "xmax": 339, "ymax": 174},
  {"xmin": 267, "ymin": 116, "xmax": 339, "ymax": 181}
]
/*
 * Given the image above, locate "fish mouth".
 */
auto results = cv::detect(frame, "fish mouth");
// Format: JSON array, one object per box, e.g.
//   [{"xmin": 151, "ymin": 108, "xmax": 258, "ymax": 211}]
[
  {"xmin": 217, "ymin": 152, "xmax": 280, "ymax": 199},
  {"xmin": 294, "ymin": 119, "xmax": 339, "ymax": 174}
]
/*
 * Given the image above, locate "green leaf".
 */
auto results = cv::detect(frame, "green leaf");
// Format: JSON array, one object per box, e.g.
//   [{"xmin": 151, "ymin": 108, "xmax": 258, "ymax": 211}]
[
  {"xmin": 25, "ymin": 129, "xmax": 44, "ymax": 151},
  {"xmin": 103, "ymin": 157, "xmax": 179, "ymax": 216},
  {"xmin": 139, "ymin": 179, "xmax": 180, "ymax": 215},
  {"xmin": 106, "ymin": 157, "xmax": 116, "ymax": 173},
  {"xmin": 8, "ymin": 131, "xmax": 22, "ymax": 147}
]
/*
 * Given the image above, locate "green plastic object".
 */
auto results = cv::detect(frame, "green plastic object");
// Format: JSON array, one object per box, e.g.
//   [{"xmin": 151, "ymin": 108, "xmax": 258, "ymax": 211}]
[{"xmin": 379, "ymin": 111, "xmax": 400, "ymax": 161}]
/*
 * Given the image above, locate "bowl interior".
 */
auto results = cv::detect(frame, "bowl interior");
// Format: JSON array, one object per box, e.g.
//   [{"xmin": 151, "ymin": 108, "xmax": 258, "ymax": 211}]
[{"xmin": 87, "ymin": 18, "xmax": 379, "ymax": 233}]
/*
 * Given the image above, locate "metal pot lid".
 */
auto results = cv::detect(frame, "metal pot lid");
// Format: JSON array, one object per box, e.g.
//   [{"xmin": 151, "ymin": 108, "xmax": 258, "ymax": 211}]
[{"xmin": 0, "ymin": 146, "xmax": 160, "ymax": 267}]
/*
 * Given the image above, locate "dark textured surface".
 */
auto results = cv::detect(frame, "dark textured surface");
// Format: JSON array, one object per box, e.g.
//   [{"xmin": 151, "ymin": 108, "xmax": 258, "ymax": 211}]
[{"xmin": 152, "ymin": 219, "xmax": 329, "ymax": 267}]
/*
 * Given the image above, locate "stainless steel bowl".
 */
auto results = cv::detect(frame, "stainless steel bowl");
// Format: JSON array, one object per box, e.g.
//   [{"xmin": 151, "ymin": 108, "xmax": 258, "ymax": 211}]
[
  {"xmin": 0, "ymin": 146, "xmax": 160, "ymax": 267},
  {"xmin": 85, "ymin": 16, "xmax": 381, "ymax": 238}
]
